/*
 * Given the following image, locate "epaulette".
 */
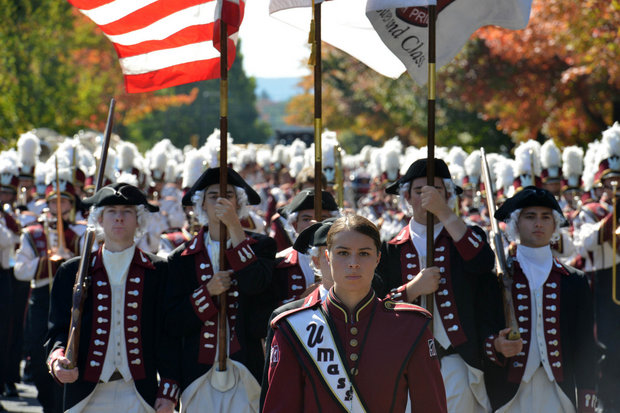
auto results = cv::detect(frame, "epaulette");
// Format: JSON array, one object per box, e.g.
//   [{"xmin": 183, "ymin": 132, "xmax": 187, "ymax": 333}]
[
  {"xmin": 270, "ymin": 300, "xmax": 322, "ymax": 329},
  {"xmin": 383, "ymin": 300, "xmax": 431, "ymax": 318},
  {"xmin": 553, "ymin": 257, "xmax": 570, "ymax": 276}
]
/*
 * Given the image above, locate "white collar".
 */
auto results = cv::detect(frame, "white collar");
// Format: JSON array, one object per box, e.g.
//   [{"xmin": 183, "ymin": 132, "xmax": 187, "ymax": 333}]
[
  {"xmin": 409, "ymin": 218, "xmax": 444, "ymax": 238},
  {"xmin": 408, "ymin": 218, "xmax": 443, "ymax": 264},
  {"xmin": 102, "ymin": 244, "xmax": 135, "ymax": 286},
  {"xmin": 516, "ymin": 244, "xmax": 553, "ymax": 291}
]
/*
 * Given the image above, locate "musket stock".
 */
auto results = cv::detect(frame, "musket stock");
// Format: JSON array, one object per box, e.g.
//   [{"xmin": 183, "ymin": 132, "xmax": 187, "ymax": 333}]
[
  {"xmin": 480, "ymin": 148, "xmax": 520, "ymax": 340},
  {"xmin": 65, "ymin": 98, "xmax": 115, "ymax": 368}
]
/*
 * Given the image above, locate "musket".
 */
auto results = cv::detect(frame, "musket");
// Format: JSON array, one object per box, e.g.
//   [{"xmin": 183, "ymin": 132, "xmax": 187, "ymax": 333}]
[
  {"xmin": 50, "ymin": 155, "xmax": 69, "ymax": 262},
  {"xmin": 334, "ymin": 143, "xmax": 344, "ymax": 209},
  {"xmin": 480, "ymin": 148, "xmax": 520, "ymax": 340},
  {"xmin": 65, "ymin": 98, "xmax": 115, "ymax": 369},
  {"xmin": 41, "ymin": 207, "xmax": 55, "ymax": 294},
  {"xmin": 612, "ymin": 182, "xmax": 620, "ymax": 305}
]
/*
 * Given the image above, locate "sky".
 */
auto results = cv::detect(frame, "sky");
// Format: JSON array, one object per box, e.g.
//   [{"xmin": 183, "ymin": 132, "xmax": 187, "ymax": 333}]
[{"xmin": 238, "ymin": 0, "xmax": 311, "ymax": 79}]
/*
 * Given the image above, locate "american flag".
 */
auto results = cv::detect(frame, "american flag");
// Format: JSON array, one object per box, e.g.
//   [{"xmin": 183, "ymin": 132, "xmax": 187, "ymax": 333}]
[{"xmin": 68, "ymin": 0, "xmax": 245, "ymax": 93}]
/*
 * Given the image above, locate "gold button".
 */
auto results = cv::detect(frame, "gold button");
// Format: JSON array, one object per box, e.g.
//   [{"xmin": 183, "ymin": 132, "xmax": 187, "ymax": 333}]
[
  {"xmin": 350, "ymin": 368, "xmax": 358, "ymax": 376},
  {"xmin": 350, "ymin": 339, "xmax": 358, "ymax": 347},
  {"xmin": 350, "ymin": 327, "xmax": 358, "ymax": 335},
  {"xmin": 350, "ymin": 353, "xmax": 358, "ymax": 362}
]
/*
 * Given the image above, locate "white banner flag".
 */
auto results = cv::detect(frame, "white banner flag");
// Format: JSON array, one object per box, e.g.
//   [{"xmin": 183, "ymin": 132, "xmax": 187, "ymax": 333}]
[
  {"xmin": 270, "ymin": 0, "xmax": 407, "ymax": 78},
  {"xmin": 366, "ymin": 0, "xmax": 532, "ymax": 86}
]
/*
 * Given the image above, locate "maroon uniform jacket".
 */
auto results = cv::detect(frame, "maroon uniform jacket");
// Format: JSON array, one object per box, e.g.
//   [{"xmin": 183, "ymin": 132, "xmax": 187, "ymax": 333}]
[
  {"xmin": 273, "ymin": 248, "xmax": 313, "ymax": 305},
  {"xmin": 263, "ymin": 289, "xmax": 447, "ymax": 413},
  {"xmin": 46, "ymin": 247, "xmax": 180, "ymax": 409},
  {"xmin": 23, "ymin": 221, "xmax": 83, "ymax": 281},
  {"xmin": 375, "ymin": 223, "xmax": 497, "ymax": 370},
  {"xmin": 164, "ymin": 226, "xmax": 277, "ymax": 388},
  {"xmin": 269, "ymin": 214, "xmax": 294, "ymax": 253},
  {"xmin": 482, "ymin": 255, "xmax": 598, "ymax": 412}
]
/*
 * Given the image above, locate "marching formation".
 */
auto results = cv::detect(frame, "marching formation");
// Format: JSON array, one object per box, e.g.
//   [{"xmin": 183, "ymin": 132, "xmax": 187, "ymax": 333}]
[{"xmin": 0, "ymin": 123, "xmax": 619, "ymax": 413}]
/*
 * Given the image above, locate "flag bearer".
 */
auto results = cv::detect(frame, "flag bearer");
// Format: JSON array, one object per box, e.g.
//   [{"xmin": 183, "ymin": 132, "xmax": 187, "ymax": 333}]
[
  {"xmin": 164, "ymin": 167, "xmax": 276, "ymax": 411},
  {"xmin": 376, "ymin": 158, "xmax": 497, "ymax": 413}
]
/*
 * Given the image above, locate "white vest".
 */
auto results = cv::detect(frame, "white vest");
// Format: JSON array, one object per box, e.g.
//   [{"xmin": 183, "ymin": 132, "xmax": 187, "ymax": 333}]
[{"xmin": 99, "ymin": 245, "xmax": 134, "ymax": 382}]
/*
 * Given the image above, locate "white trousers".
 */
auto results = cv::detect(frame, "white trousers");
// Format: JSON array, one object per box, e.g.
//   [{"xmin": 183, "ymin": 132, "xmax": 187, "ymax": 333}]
[
  {"xmin": 496, "ymin": 367, "xmax": 575, "ymax": 413},
  {"xmin": 441, "ymin": 354, "xmax": 492, "ymax": 413},
  {"xmin": 67, "ymin": 379, "xmax": 154, "ymax": 413}
]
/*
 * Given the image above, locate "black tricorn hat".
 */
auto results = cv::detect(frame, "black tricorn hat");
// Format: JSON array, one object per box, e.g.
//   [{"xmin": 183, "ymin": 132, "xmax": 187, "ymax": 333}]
[
  {"xmin": 494, "ymin": 186, "xmax": 566, "ymax": 224},
  {"xmin": 81, "ymin": 183, "xmax": 159, "ymax": 212},
  {"xmin": 293, "ymin": 217, "xmax": 337, "ymax": 254},
  {"xmin": 385, "ymin": 158, "xmax": 462, "ymax": 195},
  {"xmin": 181, "ymin": 166, "xmax": 261, "ymax": 206},
  {"xmin": 283, "ymin": 189, "xmax": 339, "ymax": 216}
]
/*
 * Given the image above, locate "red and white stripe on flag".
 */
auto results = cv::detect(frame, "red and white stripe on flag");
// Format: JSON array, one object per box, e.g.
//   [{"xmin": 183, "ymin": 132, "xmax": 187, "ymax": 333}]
[
  {"xmin": 67, "ymin": 0, "xmax": 245, "ymax": 93},
  {"xmin": 366, "ymin": 0, "xmax": 532, "ymax": 86}
]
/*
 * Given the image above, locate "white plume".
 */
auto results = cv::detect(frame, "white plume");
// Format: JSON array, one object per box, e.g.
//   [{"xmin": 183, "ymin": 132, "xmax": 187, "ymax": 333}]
[
  {"xmin": 495, "ymin": 159, "xmax": 515, "ymax": 193},
  {"xmin": 464, "ymin": 150, "xmax": 482, "ymax": 178},
  {"xmin": 513, "ymin": 140, "xmax": 542, "ymax": 176},
  {"xmin": 17, "ymin": 131, "xmax": 41, "ymax": 167},
  {"xmin": 116, "ymin": 141, "xmax": 140, "ymax": 171},
  {"xmin": 562, "ymin": 146, "xmax": 584, "ymax": 179},
  {"xmin": 596, "ymin": 122, "xmax": 620, "ymax": 165},
  {"xmin": 541, "ymin": 139, "xmax": 562, "ymax": 168},
  {"xmin": 182, "ymin": 149, "xmax": 206, "ymax": 188},
  {"xmin": 116, "ymin": 171, "xmax": 139, "ymax": 186},
  {"xmin": 446, "ymin": 146, "xmax": 468, "ymax": 168}
]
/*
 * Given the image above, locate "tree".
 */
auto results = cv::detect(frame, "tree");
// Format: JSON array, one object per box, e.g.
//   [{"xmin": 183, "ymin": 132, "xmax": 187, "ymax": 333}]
[
  {"xmin": 120, "ymin": 43, "xmax": 271, "ymax": 149},
  {"xmin": 443, "ymin": 0, "xmax": 620, "ymax": 144},
  {"xmin": 0, "ymin": 2, "xmax": 252, "ymax": 149},
  {"xmin": 0, "ymin": 0, "xmax": 81, "ymax": 145},
  {"xmin": 284, "ymin": 44, "xmax": 512, "ymax": 151}
]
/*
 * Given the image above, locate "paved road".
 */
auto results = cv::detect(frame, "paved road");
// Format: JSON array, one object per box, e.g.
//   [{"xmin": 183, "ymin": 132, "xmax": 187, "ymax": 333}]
[{"xmin": 0, "ymin": 382, "xmax": 42, "ymax": 413}]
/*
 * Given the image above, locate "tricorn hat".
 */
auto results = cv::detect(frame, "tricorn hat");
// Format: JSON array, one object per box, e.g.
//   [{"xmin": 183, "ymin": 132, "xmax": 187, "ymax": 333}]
[
  {"xmin": 283, "ymin": 189, "xmax": 338, "ymax": 216},
  {"xmin": 494, "ymin": 186, "xmax": 565, "ymax": 224},
  {"xmin": 293, "ymin": 218, "xmax": 337, "ymax": 254},
  {"xmin": 385, "ymin": 158, "xmax": 462, "ymax": 195},
  {"xmin": 82, "ymin": 182, "xmax": 159, "ymax": 212},
  {"xmin": 181, "ymin": 166, "xmax": 261, "ymax": 206}
]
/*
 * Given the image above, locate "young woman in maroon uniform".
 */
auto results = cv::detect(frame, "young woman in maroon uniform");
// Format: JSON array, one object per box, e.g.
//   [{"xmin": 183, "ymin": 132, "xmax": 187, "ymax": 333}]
[{"xmin": 264, "ymin": 215, "xmax": 447, "ymax": 413}]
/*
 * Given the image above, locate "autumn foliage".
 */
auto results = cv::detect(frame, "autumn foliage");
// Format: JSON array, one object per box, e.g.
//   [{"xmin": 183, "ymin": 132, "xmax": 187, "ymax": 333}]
[
  {"xmin": 70, "ymin": 10, "xmax": 198, "ymax": 133},
  {"xmin": 286, "ymin": 0, "xmax": 620, "ymax": 147},
  {"xmin": 442, "ymin": 0, "xmax": 619, "ymax": 144}
]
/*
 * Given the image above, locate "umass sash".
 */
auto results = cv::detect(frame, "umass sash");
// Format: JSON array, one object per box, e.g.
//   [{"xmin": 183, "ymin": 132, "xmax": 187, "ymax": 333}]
[{"xmin": 282, "ymin": 306, "xmax": 368, "ymax": 413}]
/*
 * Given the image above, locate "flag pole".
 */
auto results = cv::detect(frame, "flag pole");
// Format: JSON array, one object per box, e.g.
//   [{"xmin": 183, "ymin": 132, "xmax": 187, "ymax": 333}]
[
  {"xmin": 424, "ymin": 4, "xmax": 437, "ymax": 327},
  {"xmin": 218, "ymin": 20, "xmax": 229, "ymax": 373},
  {"xmin": 311, "ymin": 0, "xmax": 322, "ymax": 219}
]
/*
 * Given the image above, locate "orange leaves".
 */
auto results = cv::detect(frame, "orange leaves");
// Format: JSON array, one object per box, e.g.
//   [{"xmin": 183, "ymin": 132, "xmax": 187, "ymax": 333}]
[{"xmin": 444, "ymin": 0, "xmax": 619, "ymax": 145}]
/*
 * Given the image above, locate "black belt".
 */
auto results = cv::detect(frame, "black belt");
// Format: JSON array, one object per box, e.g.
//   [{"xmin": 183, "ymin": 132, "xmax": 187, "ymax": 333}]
[
  {"xmin": 100, "ymin": 370, "xmax": 123, "ymax": 383},
  {"xmin": 436, "ymin": 345, "xmax": 458, "ymax": 360}
]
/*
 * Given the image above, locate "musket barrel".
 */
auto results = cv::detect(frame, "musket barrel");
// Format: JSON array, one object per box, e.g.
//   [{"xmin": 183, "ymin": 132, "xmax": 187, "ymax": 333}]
[
  {"xmin": 480, "ymin": 148, "xmax": 520, "ymax": 340},
  {"xmin": 65, "ymin": 98, "xmax": 115, "ymax": 369},
  {"xmin": 612, "ymin": 182, "xmax": 620, "ymax": 305}
]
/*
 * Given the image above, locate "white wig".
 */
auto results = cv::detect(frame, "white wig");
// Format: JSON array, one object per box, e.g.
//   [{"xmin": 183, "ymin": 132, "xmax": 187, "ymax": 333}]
[
  {"xmin": 504, "ymin": 208, "xmax": 564, "ymax": 244},
  {"xmin": 191, "ymin": 186, "xmax": 249, "ymax": 226},
  {"xmin": 88, "ymin": 204, "xmax": 150, "ymax": 240},
  {"xmin": 398, "ymin": 178, "xmax": 458, "ymax": 215}
]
